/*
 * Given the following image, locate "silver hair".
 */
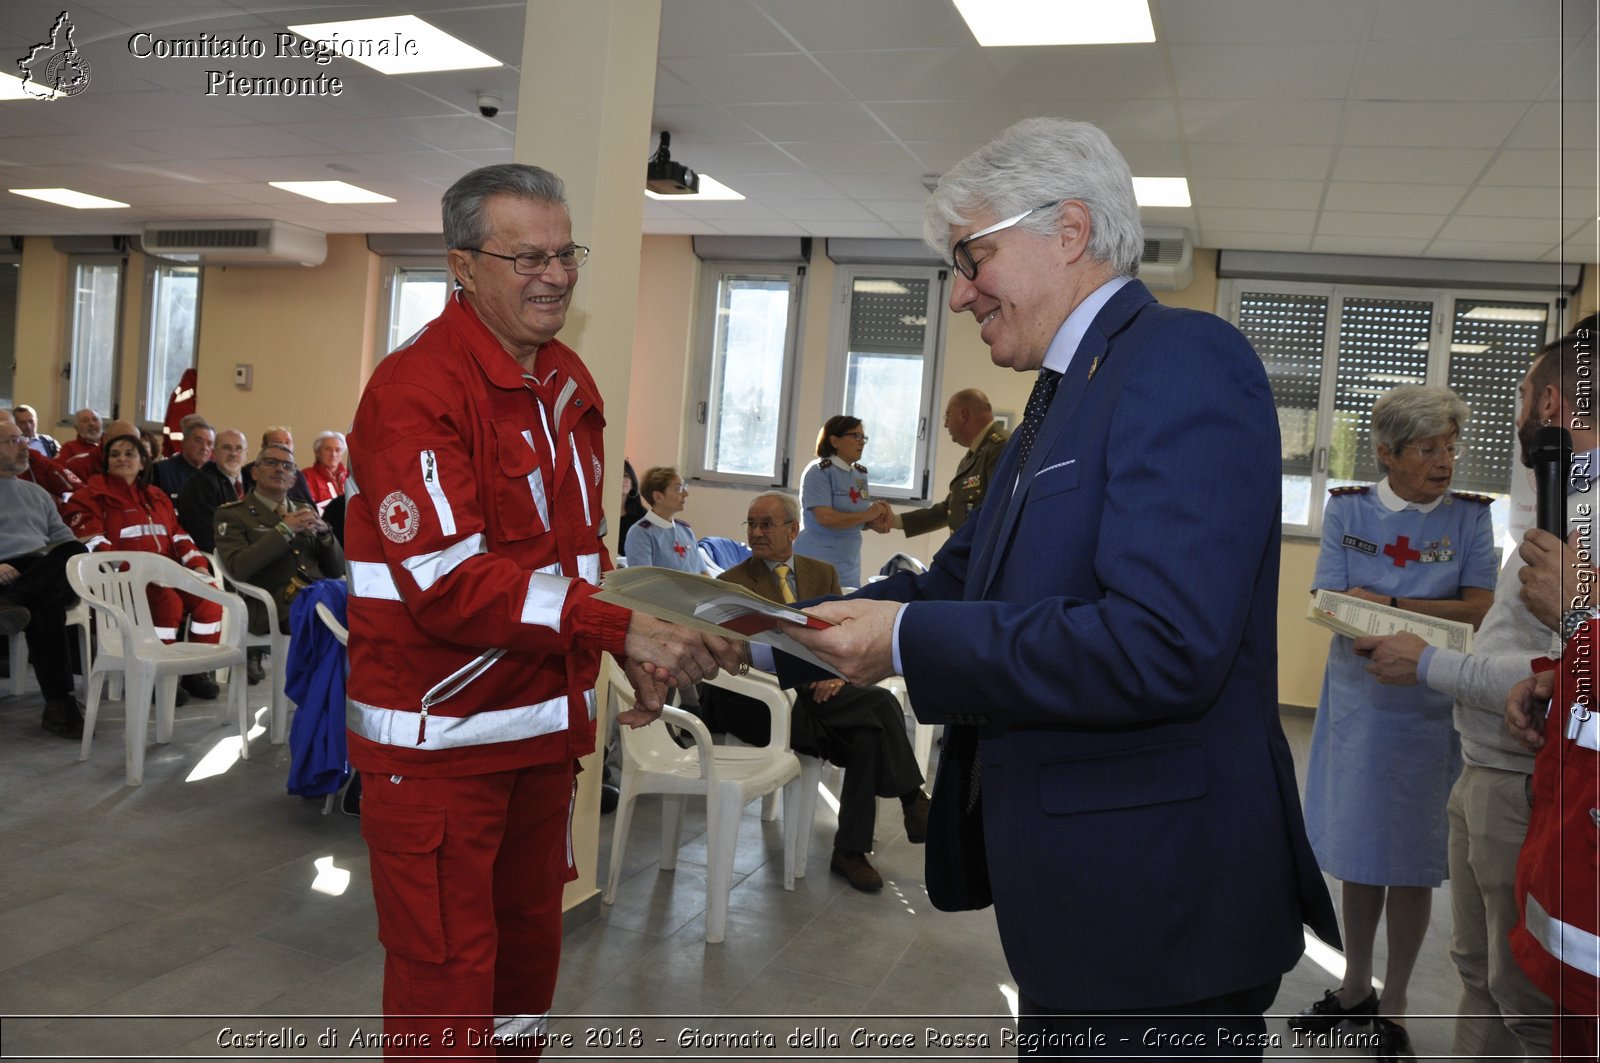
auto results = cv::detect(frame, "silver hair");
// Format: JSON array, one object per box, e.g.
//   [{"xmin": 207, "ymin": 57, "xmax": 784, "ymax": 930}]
[
  {"xmin": 258, "ymin": 441, "xmax": 295, "ymax": 462},
  {"xmin": 314, "ymin": 430, "xmax": 347, "ymax": 452},
  {"xmin": 923, "ymin": 117, "xmax": 1143, "ymax": 277},
  {"xmin": 752, "ymin": 491, "xmax": 801, "ymax": 524},
  {"xmin": 442, "ymin": 164, "xmax": 568, "ymax": 251},
  {"xmin": 1371, "ymin": 385, "xmax": 1470, "ymax": 460}
]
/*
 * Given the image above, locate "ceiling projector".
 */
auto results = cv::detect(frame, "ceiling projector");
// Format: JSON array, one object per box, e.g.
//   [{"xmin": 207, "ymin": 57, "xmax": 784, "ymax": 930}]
[{"xmin": 646, "ymin": 131, "xmax": 699, "ymax": 195}]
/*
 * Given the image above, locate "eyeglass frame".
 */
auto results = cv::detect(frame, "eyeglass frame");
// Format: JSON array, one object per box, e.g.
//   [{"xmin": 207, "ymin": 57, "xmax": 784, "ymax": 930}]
[
  {"xmin": 1401, "ymin": 441, "xmax": 1468, "ymax": 461},
  {"xmin": 464, "ymin": 244, "xmax": 590, "ymax": 275},
  {"xmin": 255, "ymin": 457, "xmax": 298, "ymax": 471},
  {"xmin": 838, "ymin": 431, "xmax": 868, "ymax": 442},
  {"xmin": 950, "ymin": 201, "xmax": 1060, "ymax": 281},
  {"xmin": 742, "ymin": 518, "xmax": 797, "ymax": 532}
]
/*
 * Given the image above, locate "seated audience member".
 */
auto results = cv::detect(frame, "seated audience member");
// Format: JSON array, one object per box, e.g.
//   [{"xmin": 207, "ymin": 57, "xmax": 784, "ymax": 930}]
[
  {"xmin": 303, "ymin": 430, "xmax": 348, "ymax": 513},
  {"xmin": 242, "ymin": 426, "xmax": 314, "ymax": 505},
  {"xmin": 321, "ymin": 494, "xmax": 346, "ymax": 546},
  {"xmin": 698, "ymin": 491, "xmax": 929, "ymax": 892},
  {"xmin": 63, "ymin": 433, "xmax": 223, "ymax": 702},
  {"xmin": 177, "ymin": 429, "xmax": 248, "ymax": 553},
  {"xmin": 0, "ymin": 419, "xmax": 88, "ymax": 737},
  {"xmin": 57, "ymin": 408, "xmax": 104, "ymax": 478},
  {"xmin": 623, "ymin": 466, "xmax": 706, "ymax": 572},
  {"xmin": 150, "ymin": 417, "xmax": 215, "ymax": 500},
  {"xmin": 215, "ymin": 441, "xmax": 344, "ymax": 638},
  {"xmin": 12, "ymin": 404, "xmax": 60, "ymax": 459},
  {"xmin": 0, "ymin": 410, "xmax": 80, "ymax": 506},
  {"xmin": 140, "ymin": 426, "xmax": 166, "ymax": 464},
  {"xmin": 617, "ymin": 458, "xmax": 646, "ymax": 555}
]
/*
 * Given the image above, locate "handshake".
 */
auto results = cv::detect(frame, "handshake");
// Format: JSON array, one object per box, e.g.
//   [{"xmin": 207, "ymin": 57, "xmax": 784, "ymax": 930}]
[{"xmin": 865, "ymin": 500, "xmax": 896, "ymax": 534}]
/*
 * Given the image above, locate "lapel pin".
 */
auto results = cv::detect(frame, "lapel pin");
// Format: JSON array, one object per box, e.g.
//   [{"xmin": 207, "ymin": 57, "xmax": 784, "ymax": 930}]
[{"xmin": 1087, "ymin": 355, "xmax": 1100, "ymax": 381}]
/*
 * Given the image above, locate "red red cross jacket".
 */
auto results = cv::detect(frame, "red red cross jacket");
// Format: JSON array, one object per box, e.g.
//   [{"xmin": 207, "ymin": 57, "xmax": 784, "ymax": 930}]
[
  {"xmin": 61, "ymin": 472, "xmax": 209, "ymax": 571},
  {"xmin": 1511, "ymin": 618, "xmax": 1600, "ymax": 1015},
  {"xmin": 345, "ymin": 291, "xmax": 630, "ymax": 778}
]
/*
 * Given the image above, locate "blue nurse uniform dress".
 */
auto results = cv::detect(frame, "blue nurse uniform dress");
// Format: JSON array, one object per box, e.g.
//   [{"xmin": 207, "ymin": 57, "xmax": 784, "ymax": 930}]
[
  {"xmin": 622, "ymin": 511, "xmax": 705, "ymax": 573},
  {"xmin": 793, "ymin": 457, "xmax": 873, "ymax": 588},
  {"xmin": 1302, "ymin": 479, "xmax": 1497, "ymax": 886}
]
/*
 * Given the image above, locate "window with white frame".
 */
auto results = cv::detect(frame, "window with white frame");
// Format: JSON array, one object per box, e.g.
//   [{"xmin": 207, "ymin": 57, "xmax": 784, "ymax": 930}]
[
  {"xmin": 1222, "ymin": 278, "xmax": 1555, "ymax": 542},
  {"xmin": 67, "ymin": 256, "xmax": 124, "ymax": 419},
  {"xmin": 687, "ymin": 262, "xmax": 806, "ymax": 485},
  {"xmin": 383, "ymin": 260, "xmax": 450, "ymax": 354},
  {"xmin": 824, "ymin": 266, "xmax": 947, "ymax": 499},
  {"xmin": 141, "ymin": 262, "xmax": 199, "ymax": 422}
]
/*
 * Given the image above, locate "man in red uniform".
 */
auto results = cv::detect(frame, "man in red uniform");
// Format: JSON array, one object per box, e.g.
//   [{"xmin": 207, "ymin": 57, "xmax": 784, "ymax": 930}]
[
  {"xmin": 57, "ymin": 407, "xmax": 105, "ymax": 479},
  {"xmin": 1506, "ymin": 528, "xmax": 1600, "ymax": 1059},
  {"xmin": 347, "ymin": 163, "xmax": 738, "ymax": 1057}
]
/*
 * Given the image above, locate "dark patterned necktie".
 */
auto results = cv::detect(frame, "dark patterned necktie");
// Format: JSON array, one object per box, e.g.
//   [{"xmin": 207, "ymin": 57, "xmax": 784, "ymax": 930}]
[{"xmin": 1013, "ymin": 367, "xmax": 1063, "ymax": 468}]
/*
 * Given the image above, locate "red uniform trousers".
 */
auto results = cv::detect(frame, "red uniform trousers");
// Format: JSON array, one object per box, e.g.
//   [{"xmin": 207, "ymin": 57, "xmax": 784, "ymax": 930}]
[
  {"xmin": 146, "ymin": 586, "xmax": 222, "ymax": 645},
  {"xmin": 361, "ymin": 762, "xmax": 576, "ymax": 1059}
]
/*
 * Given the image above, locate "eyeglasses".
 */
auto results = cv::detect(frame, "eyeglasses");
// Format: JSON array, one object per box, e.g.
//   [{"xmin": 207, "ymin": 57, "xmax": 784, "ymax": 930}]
[
  {"xmin": 951, "ymin": 201, "xmax": 1059, "ymax": 281},
  {"xmin": 255, "ymin": 457, "xmax": 296, "ymax": 471},
  {"xmin": 839, "ymin": 432, "xmax": 868, "ymax": 442},
  {"xmin": 1404, "ymin": 442, "xmax": 1468, "ymax": 461},
  {"xmin": 742, "ymin": 519, "xmax": 796, "ymax": 532},
  {"xmin": 466, "ymin": 245, "xmax": 590, "ymax": 275}
]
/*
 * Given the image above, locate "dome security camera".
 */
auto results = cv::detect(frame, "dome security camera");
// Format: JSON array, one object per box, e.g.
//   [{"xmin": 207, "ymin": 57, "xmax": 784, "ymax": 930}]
[{"xmin": 477, "ymin": 92, "xmax": 502, "ymax": 118}]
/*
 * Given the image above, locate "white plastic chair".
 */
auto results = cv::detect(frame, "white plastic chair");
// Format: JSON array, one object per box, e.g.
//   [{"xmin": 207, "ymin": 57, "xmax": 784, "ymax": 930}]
[
  {"xmin": 602, "ymin": 658, "xmax": 807, "ymax": 944},
  {"xmin": 68, "ymin": 551, "xmax": 249, "ymax": 786},
  {"xmin": 7, "ymin": 601, "xmax": 92, "ymax": 698},
  {"xmin": 206, "ymin": 550, "xmax": 291, "ymax": 745},
  {"xmin": 875, "ymin": 675, "xmax": 937, "ymax": 782}
]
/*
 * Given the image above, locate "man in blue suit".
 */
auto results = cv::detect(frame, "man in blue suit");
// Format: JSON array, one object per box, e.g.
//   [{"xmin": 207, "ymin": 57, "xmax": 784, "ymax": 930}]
[{"xmin": 787, "ymin": 118, "xmax": 1340, "ymax": 1055}]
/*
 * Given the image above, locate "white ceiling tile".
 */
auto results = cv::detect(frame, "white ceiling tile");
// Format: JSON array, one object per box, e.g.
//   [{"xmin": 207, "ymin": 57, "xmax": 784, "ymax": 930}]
[
  {"xmin": 1316, "ymin": 211, "xmax": 1447, "ymax": 239},
  {"xmin": 821, "ymin": 49, "xmax": 998, "ymax": 102},
  {"xmin": 1329, "ymin": 146, "xmax": 1496, "ymax": 184},
  {"xmin": 1178, "ymin": 99, "xmax": 1346, "ymax": 145},
  {"xmin": 1186, "ymin": 143, "xmax": 1333, "ymax": 181},
  {"xmin": 902, "ymin": 141, "xmax": 984, "ymax": 174},
  {"xmin": 669, "ymin": 200, "xmax": 783, "ymax": 221},
  {"xmin": 891, "ymin": 221, "xmax": 926, "ymax": 240},
  {"xmin": 1341, "ymin": 101, "xmax": 1530, "ymax": 148},
  {"xmin": 783, "ymin": 141, "xmax": 921, "ymax": 174},
  {"xmin": 1425, "ymin": 239, "xmax": 1558, "ymax": 261},
  {"xmin": 1198, "ymin": 231, "xmax": 1313, "ymax": 252},
  {"xmin": 653, "ymin": 67, "xmax": 710, "ymax": 109},
  {"xmin": 806, "ymin": 220, "xmax": 900, "ymax": 238},
  {"xmin": 664, "ymin": 142, "xmax": 798, "ymax": 175},
  {"xmin": 1169, "ymin": 43, "xmax": 1357, "ymax": 99},
  {"xmin": 829, "ymin": 173, "xmax": 937, "ymax": 199},
  {"xmin": 860, "ymin": 199, "xmax": 927, "ymax": 224},
  {"xmin": 1114, "ymin": 142, "xmax": 1187, "ymax": 175},
  {"xmin": 706, "ymin": 218, "xmax": 807, "ymax": 235},
  {"xmin": 658, "ymin": 0, "xmax": 795, "ymax": 58},
  {"xmin": 1195, "ymin": 208, "xmax": 1317, "ymax": 234},
  {"xmin": 868, "ymin": 100, "xmax": 1026, "ymax": 145},
  {"xmin": 1312, "ymin": 235, "xmax": 1431, "ymax": 256},
  {"xmin": 1189, "ymin": 179, "xmax": 1324, "ymax": 210},
  {"xmin": 1024, "ymin": 99, "xmax": 1183, "ymax": 144},
  {"xmin": 1323, "ymin": 181, "xmax": 1469, "ymax": 214},
  {"xmin": 1154, "ymin": 0, "xmax": 1364, "ymax": 43},
  {"xmin": 754, "ymin": 0, "xmax": 977, "ymax": 50},
  {"xmin": 727, "ymin": 103, "xmax": 886, "ymax": 142},
  {"xmin": 642, "ymin": 218, "xmax": 708, "ymax": 235},
  {"xmin": 1436, "ymin": 215, "xmax": 1570, "ymax": 242},
  {"xmin": 1480, "ymin": 150, "xmax": 1596, "ymax": 187},
  {"xmin": 660, "ymin": 55, "xmax": 852, "ymax": 105},
  {"xmin": 1509, "ymin": 100, "xmax": 1600, "ymax": 152},
  {"xmin": 1355, "ymin": 40, "xmax": 1561, "ymax": 102},
  {"xmin": 983, "ymin": 45, "xmax": 1173, "ymax": 100},
  {"xmin": 1371, "ymin": 0, "xmax": 1568, "ymax": 40},
  {"xmin": 774, "ymin": 199, "xmax": 876, "ymax": 222},
  {"xmin": 1457, "ymin": 185, "xmax": 1593, "ymax": 220},
  {"xmin": 651, "ymin": 106, "xmax": 762, "ymax": 144},
  {"xmin": 1138, "ymin": 207, "xmax": 1198, "ymax": 230},
  {"xmin": 718, "ymin": 173, "xmax": 843, "ymax": 199}
]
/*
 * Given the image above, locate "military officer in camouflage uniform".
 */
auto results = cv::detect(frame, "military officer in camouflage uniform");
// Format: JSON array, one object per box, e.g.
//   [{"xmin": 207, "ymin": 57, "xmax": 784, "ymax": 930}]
[
  {"xmin": 896, "ymin": 388, "xmax": 1010, "ymax": 536},
  {"xmin": 214, "ymin": 441, "xmax": 344, "ymax": 635}
]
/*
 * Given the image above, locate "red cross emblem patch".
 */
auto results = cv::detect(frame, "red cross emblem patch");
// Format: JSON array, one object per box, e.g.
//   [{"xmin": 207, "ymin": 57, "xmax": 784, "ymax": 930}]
[
  {"xmin": 379, "ymin": 490, "xmax": 421, "ymax": 544},
  {"xmin": 1383, "ymin": 536, "xmax": 1421, "ymax": 567}
]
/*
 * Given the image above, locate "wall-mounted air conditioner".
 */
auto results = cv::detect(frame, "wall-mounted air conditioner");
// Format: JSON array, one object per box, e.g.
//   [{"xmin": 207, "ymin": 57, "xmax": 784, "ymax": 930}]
[
  {"xmin": 1139, "ymin": 227, "xmax": 1193, "ymax": 291},
  {"xmin": 140, "ymin": 220, "xmax": 327, "ymax": 267}
]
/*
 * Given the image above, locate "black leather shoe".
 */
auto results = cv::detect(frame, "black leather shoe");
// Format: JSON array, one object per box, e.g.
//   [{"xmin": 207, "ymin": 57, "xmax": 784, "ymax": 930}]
[
  {"xmin": 902, "ymin": 792, "xmax": 930, "ymax": 843},
  {"xmin": 181, "ymin": 671, "xmax": 219, "ymax": 700},
  {"xmin": 830, "ymin": 848, "xmax": 883, "ymax": 892},
  {"xmin": 1373, "ymin": 1018, "xmax": 1414, "ymax": 1063},
  {"xmin": 599, "ymin": 783, "xmax": 620, "ymax": 815},
  {"xmin": 246, "ymin": 648, "xmax": 266, "ymax": 686},
  {"xmin": 1287, "ymin": 989, "xmax": 1377, "ymax": 1034},
  {"xmin": 41, "ymin": 696, "xmax": 84, "ymax": 739}
]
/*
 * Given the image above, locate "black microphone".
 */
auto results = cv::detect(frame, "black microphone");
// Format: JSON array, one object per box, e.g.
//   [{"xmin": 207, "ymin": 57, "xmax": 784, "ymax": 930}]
[{"xmin": 1531, "ymin": 424, "xmax": 1574, "ymax": 536}]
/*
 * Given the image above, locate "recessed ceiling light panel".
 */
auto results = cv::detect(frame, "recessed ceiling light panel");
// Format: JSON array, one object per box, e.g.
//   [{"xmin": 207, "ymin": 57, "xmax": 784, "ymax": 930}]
[
  {"xmin": 286, "ymin": 15, "xmax": 500, "ymax": 75},
  {"xmin": 269, "ymin": 180, "xmax": 395, "ymax": 204},
  {"xmin": 645, "ymin": 175, "xmax": 745, "ymax": 202},
  {"xmin": 10, "ymin": 188, "xmax": 128, "ymax": 209},
  {"xmin": 1133, "ymin": 177, "xmax": 1191, "ymax": 208},
  {"xmin": 954, "ymin": 0, "xmax": 1155, "ymax": 47}
]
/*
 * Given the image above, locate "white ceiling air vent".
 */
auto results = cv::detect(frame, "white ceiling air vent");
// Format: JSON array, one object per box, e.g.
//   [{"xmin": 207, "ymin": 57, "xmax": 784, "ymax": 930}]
[
  {"xmin": 140, "ymin": 220, "xmax": 327, "ymax": 267},
  {"xmin": 1139, "ymin": 227, "xmax": 1192, "ymax": 291}
]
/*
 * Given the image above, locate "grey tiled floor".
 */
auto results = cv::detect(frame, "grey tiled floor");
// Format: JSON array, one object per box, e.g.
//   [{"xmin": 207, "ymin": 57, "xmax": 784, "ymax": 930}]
[{"xmin": 2, "ymin": 676, "xmax": 1471, "ymax": 1060}]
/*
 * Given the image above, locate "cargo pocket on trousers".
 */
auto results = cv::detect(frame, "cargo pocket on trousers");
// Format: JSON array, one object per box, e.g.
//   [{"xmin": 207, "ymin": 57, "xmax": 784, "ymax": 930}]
[{"xmin": 362, "ymin": 802, "xmax": 449, "ymax": 964}]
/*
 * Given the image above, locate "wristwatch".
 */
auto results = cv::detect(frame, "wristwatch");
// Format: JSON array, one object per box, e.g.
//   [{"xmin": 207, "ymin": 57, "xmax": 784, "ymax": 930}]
[{"xmin": 1560, "ymin": 606, "xmax": 1600, "ymax": 644}]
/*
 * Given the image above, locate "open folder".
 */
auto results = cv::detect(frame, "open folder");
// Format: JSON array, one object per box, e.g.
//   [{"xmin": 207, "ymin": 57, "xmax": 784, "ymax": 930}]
[
  {"xmin": 1306, "ymin": 588, "xmax": 1474, "ymax": 654},
  {"xmin": 594, "ymin": 565, "xmax": 843, "ymax": 677}
]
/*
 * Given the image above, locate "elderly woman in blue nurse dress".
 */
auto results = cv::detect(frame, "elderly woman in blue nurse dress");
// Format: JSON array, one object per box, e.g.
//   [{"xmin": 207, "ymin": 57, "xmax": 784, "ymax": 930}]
[
  {"xmin": 793, "ymin": 414, "xmax": 891, "ymax": 589},
  {"xmin": 1292, "ymin": 384, "xmax": 1496, "ymax": 1062},
  {"xmin": 622, "ymin": 465, "xmax": 706, "ymax": 573}
]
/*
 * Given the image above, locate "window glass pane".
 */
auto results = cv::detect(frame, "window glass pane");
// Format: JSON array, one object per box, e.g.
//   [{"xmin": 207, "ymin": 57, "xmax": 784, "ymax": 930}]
[
  {"xmin": 390, "ymin": 268, "xmax": 448, "ymax": 351},
  {"xmin": 705, "ymin": 276, "xmax": 792, "ymax": 477},
  {"xmin": 144, "ymin": 265, "xmax": 198, "ymax": 419},
  {"xmin": 1237, "ymin": 290, "xmax": 1329, "ymax": 525},
  {"xmin": 1329, "ymin": 296, "xmax": 1432, "ymax": 488},
  {"xmin": 840, "ymin": 276, "xmax": 930, "ymax": 492},
  {"xmin": 70, "ymin": 262, "xmax": 120, "ymax": 415}
]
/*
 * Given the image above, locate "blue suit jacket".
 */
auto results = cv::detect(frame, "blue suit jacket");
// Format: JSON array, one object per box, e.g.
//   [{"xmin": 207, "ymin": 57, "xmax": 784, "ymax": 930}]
[{"xmin": 850, "ymin": 280, "xmax": 1339, "ymax": 1010}]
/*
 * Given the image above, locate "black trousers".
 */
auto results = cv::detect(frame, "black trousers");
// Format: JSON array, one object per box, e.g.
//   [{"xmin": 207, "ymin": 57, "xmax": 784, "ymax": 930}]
[
  {"xmin": 1015, "ymin": 977, "xmax": 1281, "ymax": 1061},
  {"xmin": 698, "ymin": 681, "xmax": 923, "ymax": 853},
  {"xmin": 2, "ymin": 540, "xmax": 87, "ymax": 701}
]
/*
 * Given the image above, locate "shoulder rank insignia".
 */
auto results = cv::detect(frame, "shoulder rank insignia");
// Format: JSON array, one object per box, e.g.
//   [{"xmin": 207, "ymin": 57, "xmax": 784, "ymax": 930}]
[
  {"xmin": 818, "ymin": 458, "xmax": 833, "ymax": 469},
  {"xmin": 852, "ymin": 462, "xmax": 868, "ymax": 473},
  {"xmin": 1449, "ymin": 491, "xmax": 1495, "ymax": 505},
  {"xmin": 1328, "ymin": 485, "xmax": 1370, "ymax": 497}
]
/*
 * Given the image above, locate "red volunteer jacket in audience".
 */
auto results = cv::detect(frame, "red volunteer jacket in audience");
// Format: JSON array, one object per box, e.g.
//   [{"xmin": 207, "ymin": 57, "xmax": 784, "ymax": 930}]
[
  {"xmin": 62, "ymin": 472, "xmax": 209, "ymax": 571},
  {"xmin": 58, "ymin": 438, "xmax": 103, "ymax": 479}
]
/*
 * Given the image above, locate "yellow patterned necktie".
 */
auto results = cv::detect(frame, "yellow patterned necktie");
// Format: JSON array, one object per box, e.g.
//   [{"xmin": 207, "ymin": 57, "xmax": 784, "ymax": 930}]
[{"xmin": 773, "ymin": 563, "xmax": 797, "ymax": 604}]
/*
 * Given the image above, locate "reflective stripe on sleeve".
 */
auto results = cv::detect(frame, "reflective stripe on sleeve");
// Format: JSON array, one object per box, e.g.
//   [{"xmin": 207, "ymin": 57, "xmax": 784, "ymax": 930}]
[
  {"xmin": 521, "ymin": 562, "xmax": 569, "ymax": 630},
  {"xmin": 348, "ymin": 560, "xmax": 403, "ymax": 600},
  {"xmin": 177, "ymin": 549, "xmax": 205, "ymax": 567},
  {"xmin": 577, "ymin": 551, "xmax": 600, "ymax": 587},
  {"xmin": 420, "ymin": 449, "xmax": 457, "ymax": 536},
  {"xmin": 1525, "ymin": 893, "xmax": 1600, "ymax": 977},
  {"xmin": 347, "ymin": 691, "xmax": 582, "ymax": 750},
  {"xmin": 400, "ymin": 533, "xmax": 485, "ymax": 592},
  {"xmin": 518, "ymin": 430, "xmax": 551, "ymax": 529}
]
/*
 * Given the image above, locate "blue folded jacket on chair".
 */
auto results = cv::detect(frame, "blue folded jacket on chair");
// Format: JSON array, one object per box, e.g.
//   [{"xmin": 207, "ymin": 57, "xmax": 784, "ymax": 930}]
[{"xmin": 285, "ymin": 579, "xmax": 350, "ymax": 798}]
